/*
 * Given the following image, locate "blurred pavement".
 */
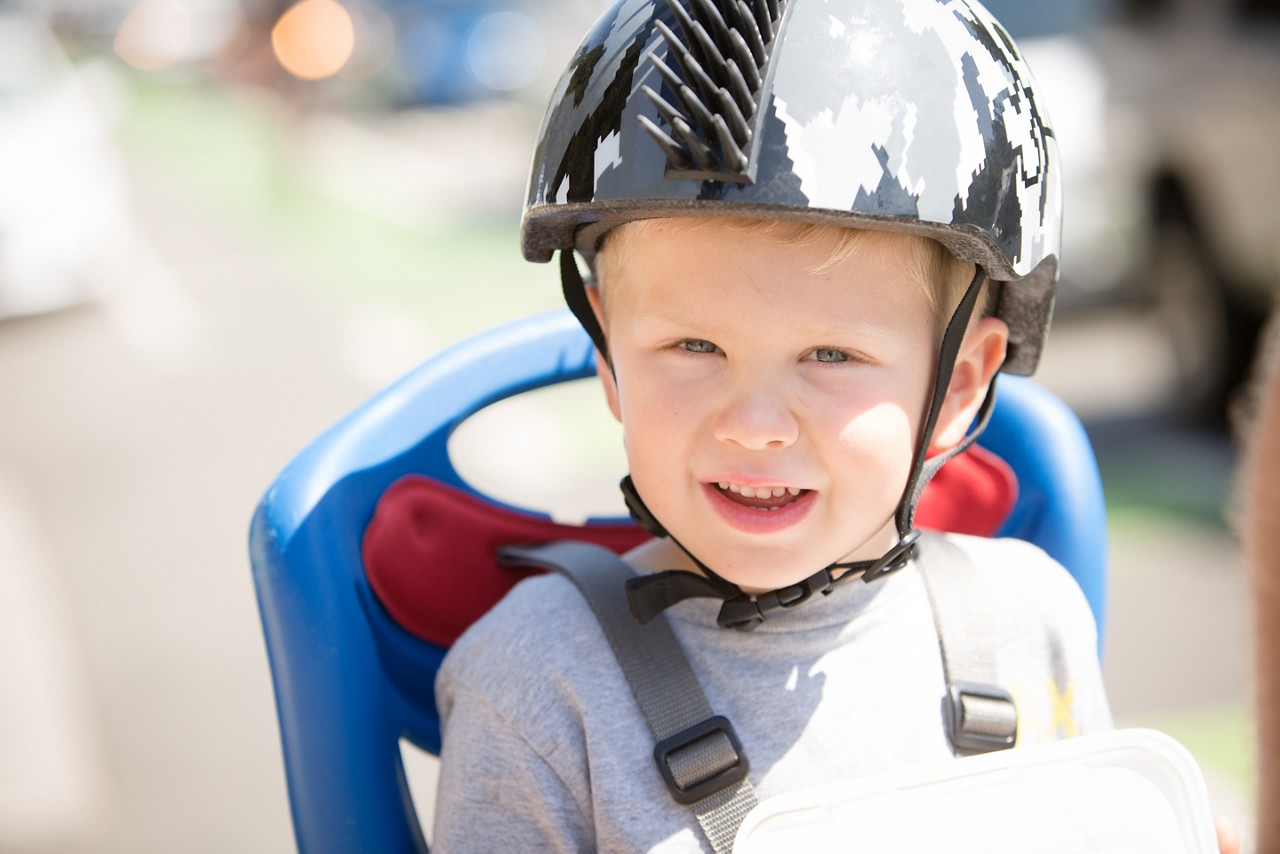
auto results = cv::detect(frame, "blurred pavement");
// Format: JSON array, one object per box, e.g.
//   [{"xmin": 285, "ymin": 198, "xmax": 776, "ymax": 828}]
[
  {"xmin": 0, "ymin": 158, "xmax": 370, "ymax": 852},
  {"xmin": 0, "ymin": 109, "xmax": 1257, "ymax": 851}
]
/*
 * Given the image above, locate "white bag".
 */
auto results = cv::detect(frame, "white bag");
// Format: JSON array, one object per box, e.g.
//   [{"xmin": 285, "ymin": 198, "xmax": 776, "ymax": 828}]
[{"xmin": 734, "ymin": 728, "xmax": 1219, "ymax": 854}]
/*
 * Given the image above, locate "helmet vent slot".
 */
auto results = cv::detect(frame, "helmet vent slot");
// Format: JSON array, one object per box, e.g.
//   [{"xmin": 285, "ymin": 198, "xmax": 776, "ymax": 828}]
[{"xmin": 638, "ymin": 0, "xmax": 787, "ymax": 183}]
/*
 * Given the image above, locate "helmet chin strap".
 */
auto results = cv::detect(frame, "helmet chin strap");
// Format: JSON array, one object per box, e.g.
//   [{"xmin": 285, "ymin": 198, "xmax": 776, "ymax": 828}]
[
  {"xmin": 562, "ymin": 250, "xmax": 997, "ymax": 630},
  {"xmin": 561, "ymin": 250, "xmax": 611, "ymax": 373},
  {"xmin": 619, "ymin": 475, "xmax": 926, "ymax": 630}
]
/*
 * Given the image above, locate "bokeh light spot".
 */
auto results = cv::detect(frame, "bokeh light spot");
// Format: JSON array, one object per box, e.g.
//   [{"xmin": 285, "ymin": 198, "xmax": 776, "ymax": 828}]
[
  {"xmin": 114, "ymin": 0, "xmax": 193, "ymax": 71},
  {"xmin": 467, "ymin": 11, "xmax": 544, "ymax": 92},
  {"xmin": 271, "ymin": 0, "xmax": 355, "ymax": 81}
]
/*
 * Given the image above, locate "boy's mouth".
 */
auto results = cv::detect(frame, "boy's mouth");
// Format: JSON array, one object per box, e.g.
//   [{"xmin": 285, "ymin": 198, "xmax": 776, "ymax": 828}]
[{"xmin": 714, "ymin": 482, "xmax": 809, "ymax": 511}]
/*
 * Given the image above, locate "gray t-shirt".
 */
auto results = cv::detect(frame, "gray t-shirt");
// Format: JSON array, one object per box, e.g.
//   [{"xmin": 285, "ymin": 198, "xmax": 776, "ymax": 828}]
[{"xmin": 432, "ymin": 533, "xmax": 1111, "ymax": 852}]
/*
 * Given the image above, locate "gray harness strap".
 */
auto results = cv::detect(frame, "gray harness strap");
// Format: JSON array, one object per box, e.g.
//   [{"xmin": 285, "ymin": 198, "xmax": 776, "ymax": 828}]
[
  {"xmin": 500, "ymin": 541, "xmax": 758, "ymax": 853},
  {"xmin": 916, "ymin": 531, "xmax": 1019, "ymax": 755},
  {"xmin": 500, "ymin": 532, "xmax": 1016, "ymax": 851}
]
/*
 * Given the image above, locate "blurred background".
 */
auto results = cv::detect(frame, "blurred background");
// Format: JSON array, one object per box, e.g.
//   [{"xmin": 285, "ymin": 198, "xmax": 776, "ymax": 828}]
[{"xmin": 0, "ymin": 0, "xmax": 1276, "ymax": 850}]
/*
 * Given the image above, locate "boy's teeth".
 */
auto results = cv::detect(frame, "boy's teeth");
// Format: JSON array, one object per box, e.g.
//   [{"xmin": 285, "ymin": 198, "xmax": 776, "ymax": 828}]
[{"xmin": 717, "ymin": 483, "xmax": 803, "ymax": 499}]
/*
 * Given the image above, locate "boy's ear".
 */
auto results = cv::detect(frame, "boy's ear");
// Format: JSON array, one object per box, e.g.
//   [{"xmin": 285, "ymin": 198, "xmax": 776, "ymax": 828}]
[
  {"xmin": 585, "ymin": 286, "xmax": 622, "ymax": 422},
  {"xmin": 929, "ymin": 317, "xmax": 1009, "ymax": 453}
]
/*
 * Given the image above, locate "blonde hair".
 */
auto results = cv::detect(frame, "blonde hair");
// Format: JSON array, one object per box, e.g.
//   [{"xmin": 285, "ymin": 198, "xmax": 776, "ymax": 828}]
[{"xmin": 594, "ymin": 217, "xmax": 985, "ymax": 333}]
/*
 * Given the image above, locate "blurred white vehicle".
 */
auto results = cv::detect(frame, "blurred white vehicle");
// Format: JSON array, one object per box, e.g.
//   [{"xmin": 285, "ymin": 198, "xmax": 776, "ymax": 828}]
[
  {"xmin": 0, "ymin": 9, "xmax": 132, "ymax": 318},
  {"xmin": 988, "ymin": 0, "xmax": 1280, "ymax": 420}
]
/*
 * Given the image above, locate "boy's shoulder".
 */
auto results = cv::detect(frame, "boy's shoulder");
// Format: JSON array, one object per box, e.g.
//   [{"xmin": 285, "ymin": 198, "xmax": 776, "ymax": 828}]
[
  {"xmin": 943, "ymin": 532, "xmax": 1080, "ymax": 588},
  {"xmin": 941, "ymin": 532, "xmax": 1101, "ymax": 649},
  {"xmin": 945, "ymin": 531, "xmax": 1089, "ymax": 599},
  {"xmin": 438, "ymin": 571, "xmax": 628, "ymax": 707},
  {"xmin": 446, "ymin": 571, "xmax": 600, "ymax": 664}
]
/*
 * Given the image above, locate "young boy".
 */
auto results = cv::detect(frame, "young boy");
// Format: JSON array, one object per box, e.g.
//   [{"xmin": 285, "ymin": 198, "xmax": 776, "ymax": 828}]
[{"xmin": 433, "ymin": 0, "xmax": 1110, "ymax": 849}]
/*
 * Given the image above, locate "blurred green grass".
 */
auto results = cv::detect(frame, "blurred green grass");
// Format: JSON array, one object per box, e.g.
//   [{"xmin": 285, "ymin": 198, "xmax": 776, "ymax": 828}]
[
  {"xmin": 1095, "ymin": 437, "xmax": 1238, "ymax": 531},
  {"xmin": 1140, "ymin": 703, "xmax": 1256, "ymax": 797}
]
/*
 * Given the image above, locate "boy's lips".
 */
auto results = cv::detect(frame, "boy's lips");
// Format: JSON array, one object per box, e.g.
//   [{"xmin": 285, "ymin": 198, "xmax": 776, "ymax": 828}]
[{"xmin": 703, "ymin": 481, "xmax": 816, "ymax": 533}]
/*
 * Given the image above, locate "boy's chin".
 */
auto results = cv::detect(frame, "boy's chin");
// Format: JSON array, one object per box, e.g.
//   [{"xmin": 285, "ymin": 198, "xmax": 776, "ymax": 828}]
[
  {"xmin": 710, "ymin": 539, "xmax": 900, "ymax": 594},
  {"xmin": 709, "ymin": 555, "xmax": 837, "ymax": 595},
  {"xmin": 639, "ymin": 539, "xmax": 820, "ymax": 592},
  {"xmin": 641, "ymin": 529, "xmax": 901, "ymax": 592}
]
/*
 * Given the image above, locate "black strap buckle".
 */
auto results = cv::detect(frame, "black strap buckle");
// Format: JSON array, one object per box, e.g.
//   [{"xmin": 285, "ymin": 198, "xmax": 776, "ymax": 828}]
[
  {"xmin": 754, "ymin": 569, "xmax": 834, "ymax": 614},
  {"xmin": 946, "ymin": 681, "xmax": 1018, "ymax": 754},
  {"xmin": 653, "ymin": 716, "xmax": 750, "ymax": 805},
  {"xmin": 716, "ymin": 569, "xmax": 835, "ymax": 630}
]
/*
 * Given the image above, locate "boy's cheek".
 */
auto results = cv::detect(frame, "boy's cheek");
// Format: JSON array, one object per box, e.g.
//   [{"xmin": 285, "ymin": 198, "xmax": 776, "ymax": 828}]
[{"xmin": 619, "ymin": 367, "xmax": 704, "ymax": 415}]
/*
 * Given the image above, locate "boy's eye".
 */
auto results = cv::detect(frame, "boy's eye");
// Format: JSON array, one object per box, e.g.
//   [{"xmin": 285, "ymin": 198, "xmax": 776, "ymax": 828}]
[
  {"xmin": 812, "ymin": 347, "xmax": 849, "ymax": 363},
  {"xmin": 680, "ymin": 339, "xmax": 719, "ymax": 354}
]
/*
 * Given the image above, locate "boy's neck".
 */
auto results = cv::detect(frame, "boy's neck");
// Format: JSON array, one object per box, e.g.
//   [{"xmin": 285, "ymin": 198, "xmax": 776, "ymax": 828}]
[{"xmin": 624, "ymin": 537, "xmax": 699, "ymax": 576}]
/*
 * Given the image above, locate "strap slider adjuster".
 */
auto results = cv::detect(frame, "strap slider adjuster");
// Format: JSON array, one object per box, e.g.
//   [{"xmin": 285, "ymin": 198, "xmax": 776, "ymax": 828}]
[
  {"xmin": 760, "ymin": 569, "xmax": 833, "ymax": 611},
  {"xmin": 862, "ymin": 529, "xmax": 921, "ymax": 583},
  {"xmin": 717, "ymin": 568, "xmax": 836, "ymax": 630},
  {"xmin": 653, "ymin": 715, "xmax": 750, "ymax": 805},
  {"xmin": 947, "ymin": 681, "xmax": 1018, "ymax": 754}
]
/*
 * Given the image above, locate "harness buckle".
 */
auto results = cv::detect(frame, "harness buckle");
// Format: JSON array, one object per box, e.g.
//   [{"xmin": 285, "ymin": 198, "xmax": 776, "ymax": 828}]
[
  {"xmin": 653, "ymin": 715, "xmax": 750, "ymax": 805},
  {"xmin": 946, "ymin": 681, "xmax": 1018, "ymax": 754}
]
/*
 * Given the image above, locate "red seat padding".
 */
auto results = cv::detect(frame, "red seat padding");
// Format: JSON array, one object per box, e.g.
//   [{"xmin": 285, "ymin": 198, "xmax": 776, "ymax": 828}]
[
  {"xmin": 363, "ymin": 445, "xmax": 1017, "ymax": 647},
  {"xmin": 363, "ymin": 478, "xmax": 649, "ymax": 647},
  {"xmin": 916, "ymin": 444, "xmax": 1018, "ymax": 538}
]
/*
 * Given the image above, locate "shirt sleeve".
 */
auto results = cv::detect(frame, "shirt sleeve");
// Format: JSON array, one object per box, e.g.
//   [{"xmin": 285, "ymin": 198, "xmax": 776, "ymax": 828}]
[
  {"xmin": 432, "ymin": 678, "xmax": 593, "ymax": 854},
  {"xmin": 1056, "ymin": 571, "xmax": 1114, "ymax": 735},
  {"xmin": 1021, "ymin": 536, "xmax": 1113, "ymax": 736},
  {"xmin": 1026, "ymin": 542, "xmax": 1114, "ymax": 738}
]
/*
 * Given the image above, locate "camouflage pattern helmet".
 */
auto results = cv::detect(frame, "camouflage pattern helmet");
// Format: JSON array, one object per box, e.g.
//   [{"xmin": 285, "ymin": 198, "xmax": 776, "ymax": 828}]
[{"xmin": 521, "ymin": 0, "xmax": 1061, "ymax": 375}]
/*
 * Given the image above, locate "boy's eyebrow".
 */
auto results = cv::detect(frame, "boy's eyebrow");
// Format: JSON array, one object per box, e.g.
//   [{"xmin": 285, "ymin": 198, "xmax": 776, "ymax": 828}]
[{"xmin": 624, "ymin": 303, "xmax": 709, "ymax": 329}]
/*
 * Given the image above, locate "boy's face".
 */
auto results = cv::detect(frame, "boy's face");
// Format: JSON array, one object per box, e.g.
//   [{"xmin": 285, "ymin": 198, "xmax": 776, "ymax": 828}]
[{"xmin": 592, "ymin": 220, "xmax": 951, "ymax": 592}]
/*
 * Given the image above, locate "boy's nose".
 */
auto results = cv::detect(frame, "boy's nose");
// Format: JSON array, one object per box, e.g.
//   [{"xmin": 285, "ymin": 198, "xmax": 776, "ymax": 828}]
[{"xmin": 713, "ymin": 385, "xmax": 800, "ymax": 450}]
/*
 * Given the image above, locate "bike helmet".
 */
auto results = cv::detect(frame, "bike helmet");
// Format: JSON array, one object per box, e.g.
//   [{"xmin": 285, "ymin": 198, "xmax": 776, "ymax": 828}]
[{"xmin": 520, "ymin": 0, "xmax": 1062, "ymax": 628}]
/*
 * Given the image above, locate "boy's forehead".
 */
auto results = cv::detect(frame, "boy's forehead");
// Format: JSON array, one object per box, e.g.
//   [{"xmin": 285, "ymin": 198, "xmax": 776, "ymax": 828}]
[{"xmin": 602, "ymin": 219, "xmax": 935, "ymax": 312}]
